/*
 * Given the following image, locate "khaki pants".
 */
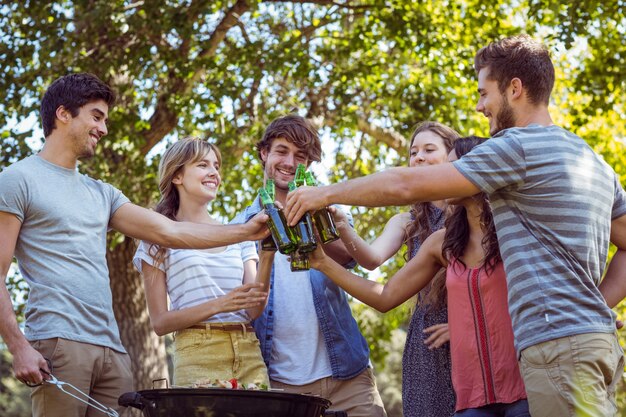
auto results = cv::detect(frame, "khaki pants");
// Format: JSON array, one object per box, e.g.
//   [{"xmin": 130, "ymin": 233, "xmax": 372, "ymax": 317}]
[
  {"xmin": 270, "ymin": 368, "xmax": 387, "ymax": 417},
  {"xmin": 173, "ymin": 323, "xmax": 269, "ymax": 387},
  {"xmin": 30, "ymin": 338, "xmax": 133, "ymax": 417},
  {"xmin": 519, "ymin": 332, "xmax": 624, "ymax": 417}
]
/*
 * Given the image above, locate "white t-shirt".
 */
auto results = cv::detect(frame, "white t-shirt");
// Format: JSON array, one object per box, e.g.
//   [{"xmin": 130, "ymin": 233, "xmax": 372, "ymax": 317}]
[
  {"xmin": 268, "ymin": 254, "xmax": 332, "ymax": 384},
  {"xmin": 133, "ymin": 240, "xmax": 258, "ymax": 323}
]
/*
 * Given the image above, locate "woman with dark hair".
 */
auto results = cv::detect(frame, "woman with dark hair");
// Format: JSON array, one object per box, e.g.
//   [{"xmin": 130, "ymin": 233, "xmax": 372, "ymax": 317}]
[
  {"xmin": 331, "ymin": 121, "xmax": 458, "ymax": 417},
  {"xmin": 311, "ymin": 136, "xmax": 529, "ymax": 416},
  {"xmin": 132, "ymin": 137, "xmax": 273, "ymax": 387}
]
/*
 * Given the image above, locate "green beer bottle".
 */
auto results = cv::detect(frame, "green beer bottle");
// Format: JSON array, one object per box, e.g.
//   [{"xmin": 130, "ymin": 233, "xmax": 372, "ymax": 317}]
[
  {"xmin": 259, "ymin": 188, "xmax": 297, "ymax": 254},
  {"xmin": 294, "ymin": 163, "xmax": 307, "ymax": 187},
  {"xmin": 288, "ymin": 181, "xmax": 317, "ymax": 253},
  {"xmin": 289, "ymin": 248, "xmax": 310, "ymax": 272},
  {"xmin": 304, "ymin": 172, "xmax": 340, "ymax": 244},
  {"xmin": 260, "ymin": 180, "xmax": 278, "ymax": 251}
]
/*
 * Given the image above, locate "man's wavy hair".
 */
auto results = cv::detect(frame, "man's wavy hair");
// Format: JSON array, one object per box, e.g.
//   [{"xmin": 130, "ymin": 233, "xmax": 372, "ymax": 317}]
[
  {"xmin": 474, "ymin": 34, "xmax": 554, "ymax": 105},
  {"xmin": 256, "ymin": 114, "xmax": 321, "ymax": 167}
]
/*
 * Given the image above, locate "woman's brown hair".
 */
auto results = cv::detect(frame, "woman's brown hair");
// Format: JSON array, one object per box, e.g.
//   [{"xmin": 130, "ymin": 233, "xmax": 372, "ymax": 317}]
[
  {"xmin": 403, "ymin": 122, "xmax": 460, "ymax": 308},
  {"xmin": 442, "ymin": 136, "xmax": 501, "ymax": 274},
  {"xmin": 149, "ymin": 137, "xmax": 222, "ymax": 271}
]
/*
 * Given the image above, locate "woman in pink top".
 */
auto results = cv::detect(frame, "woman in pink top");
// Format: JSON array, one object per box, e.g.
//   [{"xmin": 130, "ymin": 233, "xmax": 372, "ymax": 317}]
[{"xmin": 310, "ymin": 136, "xmax": 528, "ymax": 416}]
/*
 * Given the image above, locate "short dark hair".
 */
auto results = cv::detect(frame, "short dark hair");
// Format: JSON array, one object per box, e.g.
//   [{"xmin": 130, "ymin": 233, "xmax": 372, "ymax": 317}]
[
  {"xmin": 40, "ymin": 73, "xmax": 116, "ymax": 137},
  {"xmin": 474, "ymin": 34, "xmax": 554, "ymax": 105},
  {"xmin": 256, "ymin": 114, "xmax": 322, "ymax": 167}
]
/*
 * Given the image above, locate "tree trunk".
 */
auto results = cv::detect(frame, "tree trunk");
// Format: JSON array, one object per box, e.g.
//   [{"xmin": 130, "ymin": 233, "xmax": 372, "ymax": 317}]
[{"xmin": 107, "ymin": 237, "xmax": 168, "ymax": 392}]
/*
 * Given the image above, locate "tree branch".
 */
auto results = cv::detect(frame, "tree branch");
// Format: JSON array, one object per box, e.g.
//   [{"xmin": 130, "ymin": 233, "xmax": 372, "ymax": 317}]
[
  {"xmin": 140, "ymin": 0, "xmax": 252, "ymax": 155},
  {"xmin": 356, "ymin": 117, "xmax": 407, "ymax": 151}
]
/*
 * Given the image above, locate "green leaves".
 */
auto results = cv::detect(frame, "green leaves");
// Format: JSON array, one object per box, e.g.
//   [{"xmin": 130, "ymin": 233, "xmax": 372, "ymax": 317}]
[{"xmin": 1, "ymin": 2, "xmax": 625, "ymax": 403}]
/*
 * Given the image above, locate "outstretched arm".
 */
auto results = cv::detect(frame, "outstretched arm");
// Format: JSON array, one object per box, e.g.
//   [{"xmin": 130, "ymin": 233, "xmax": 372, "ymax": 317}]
[
  {"xmin": 599, "ymin": 214, "xmax": 626, "ymax": 308},
  {"xmin": 0, "ymin": 212, "xmax": 50, "ymax": 385},
  {"xmin": 333, "ymin": 208, "xmax": 409, "ymax": 270},
  {"xmin": 285, "ymin": 163, "xmax": 478, "ymax": 225},
  {"xmin": 111, "ymin": 203, "xmax": 269, "ymax": 249},
  {"xmin": 310, "ymin": 230, "xmax": 447, "ymax": 312}
]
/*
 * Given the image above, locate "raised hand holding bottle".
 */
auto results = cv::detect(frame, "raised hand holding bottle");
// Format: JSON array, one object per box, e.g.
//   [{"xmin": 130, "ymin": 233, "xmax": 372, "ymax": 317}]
[
  {"xmin": 288, "ymin": 180, "xmax": 317, "ymax": 253},
  {"xmin": 259, "ymin": 188, "xmax": 297, "ymax": 254},
  {"xmin": 304, "ymin": 171, "xmax": 340, "ymax": 244}
]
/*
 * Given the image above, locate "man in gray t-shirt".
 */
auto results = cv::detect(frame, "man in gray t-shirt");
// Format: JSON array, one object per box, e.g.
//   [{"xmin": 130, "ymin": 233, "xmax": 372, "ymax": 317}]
[
  {"xmin": 0, "ymin": 73, "xmax": 269, "ymax": 417},
  {"xmin": 286, "ymin": 36, "xmax": 626, "ymax": 417}
]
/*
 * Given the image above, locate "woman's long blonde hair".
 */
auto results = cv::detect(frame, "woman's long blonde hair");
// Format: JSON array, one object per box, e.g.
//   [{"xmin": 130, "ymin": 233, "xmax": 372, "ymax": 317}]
[
  {"xmin": 403, "ymin": 121, "xmax": 460, "ymax": 308},
  {"xmin": 148, "ymin": 137, "xmax": 222, "ymax": 268}
]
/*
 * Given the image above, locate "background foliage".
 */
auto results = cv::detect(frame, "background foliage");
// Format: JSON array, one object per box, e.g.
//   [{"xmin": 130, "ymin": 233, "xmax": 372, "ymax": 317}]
[{"xmin": 1, "ymin": 1, "xmax": 625, "ymax": 416}]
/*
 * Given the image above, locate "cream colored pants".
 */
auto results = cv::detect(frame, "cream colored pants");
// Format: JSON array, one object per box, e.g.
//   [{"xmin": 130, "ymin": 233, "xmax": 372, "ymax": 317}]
[
  {"xmin": 30, "ymin": 338, "xmax": 133, "ymax": 417},
  {"xmin": 519, "ymin": 332, "xmax": 624, "ymax": 417},
  {"xmin": 270, "ymin": 368, "xmax": 387, "ymax": 417},
  {"xmin": 173, "ymin": 323, "xmax": 269, "ymax": 387}
]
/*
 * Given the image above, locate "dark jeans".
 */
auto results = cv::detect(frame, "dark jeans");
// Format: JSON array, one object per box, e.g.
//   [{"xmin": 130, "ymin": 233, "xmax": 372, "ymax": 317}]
[{"xmin": 454, "ymin": 399, "xmax": 530, "ymax": 417}]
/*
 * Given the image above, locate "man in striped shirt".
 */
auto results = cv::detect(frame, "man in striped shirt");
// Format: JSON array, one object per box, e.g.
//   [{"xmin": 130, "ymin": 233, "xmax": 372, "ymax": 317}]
[{"xmin": 285, "ymin": 35, "xmax": 626, "ymax": 417}]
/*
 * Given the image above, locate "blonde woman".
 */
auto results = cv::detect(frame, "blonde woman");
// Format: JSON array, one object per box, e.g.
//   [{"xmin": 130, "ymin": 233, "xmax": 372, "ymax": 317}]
[
  {"xmin": 133, "ymin": 138, "xmax": 272, "ymax": 387},
  {"xmin": 332, "ymin": 121, "xmax": 459, "ymax": 417}
]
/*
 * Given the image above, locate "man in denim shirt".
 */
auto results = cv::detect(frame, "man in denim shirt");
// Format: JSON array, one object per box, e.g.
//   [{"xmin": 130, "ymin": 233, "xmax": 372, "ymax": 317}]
[{"xmin": 232, "ymin": 115, "xmax": 386, "ymax": 416}]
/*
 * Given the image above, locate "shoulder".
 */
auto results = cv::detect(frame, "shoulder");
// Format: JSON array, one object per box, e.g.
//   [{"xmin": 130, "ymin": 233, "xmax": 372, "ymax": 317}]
[{"xmin": 0, "ymin": 157, "xmax": 35, "ymax": 179}]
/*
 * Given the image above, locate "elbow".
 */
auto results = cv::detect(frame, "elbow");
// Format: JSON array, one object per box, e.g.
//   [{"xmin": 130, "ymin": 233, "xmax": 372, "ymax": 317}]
[
  {"xmin": 376, "ymin": 304, "xmax": 392, "ymax": 314},
  {"xmin": 372, "ymin": 295, "xmax": 395, "ymax": 313},
  {"xmin": 361, "ymin": 260, "xmax": 382, "ymax": 271},
  {"xmin": 150, "ymin": 319, "xmax": 170, "ymax": 337}
]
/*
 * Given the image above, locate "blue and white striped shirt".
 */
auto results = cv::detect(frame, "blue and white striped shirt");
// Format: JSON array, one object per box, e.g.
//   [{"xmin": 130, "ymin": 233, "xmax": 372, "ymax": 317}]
[
  {"xmin": 133, "ymin": 240, "xmax": 259, "ymax": 323},
  {"xmin": 454, "ymin": 124, "xmax": 626, "ymax": 353}
]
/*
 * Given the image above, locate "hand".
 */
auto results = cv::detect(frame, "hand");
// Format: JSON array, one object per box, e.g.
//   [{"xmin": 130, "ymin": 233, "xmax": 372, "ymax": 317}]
[
  {"xmin": 12, "ymin": 344, "xmax": 50, "ymax": 386},
  {"xmin": 327, "ymin": 206, "xmax": 349, "ymax": 230},
  {"xmin": 308, "ymin": 245, "xmax": 328, "ymax": 270},
  {"xmin": 244, "ymin": 211, "xmax": 270, "ymax": 241},
  {"xmin": 286, "ymin": 185, "xmax": 328, "ymax": 226},
  {"xmin": 423, "ymin": 323, "xmax": 450, "ymax": 350},
  {"xmin": 258, "ymin": 244, "xmax": 277, "ymax": 259},
  {"xmin": 219, "ymin": 283, "xmax": 268, "ymax": 313},
  {"xmin": 617, "ymin": 320, "xmax": 624, "ymax": 330}
]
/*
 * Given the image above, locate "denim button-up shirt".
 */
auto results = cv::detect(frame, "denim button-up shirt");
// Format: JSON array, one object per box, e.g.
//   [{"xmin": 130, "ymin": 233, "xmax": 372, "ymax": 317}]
[{"xmin": 231, "ymin": 198, "xmax": 370, "ymax": 379}]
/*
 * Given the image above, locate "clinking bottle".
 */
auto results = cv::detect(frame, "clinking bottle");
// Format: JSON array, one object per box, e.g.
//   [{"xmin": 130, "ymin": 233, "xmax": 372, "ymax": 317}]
[
  {"xmin": 288, "ymin": 181, "xmax": 317, "ymax": 253},
  {"xmin": 304, "ymin": 172, "xmax": 340, "ymax": 244},
  {"xmin": 260, "ymin": 180, "xmax": 278, "ymax": 251},
  {"xmin": 259, "ymin": 188, "xmax": 297, "ymax": 254}
]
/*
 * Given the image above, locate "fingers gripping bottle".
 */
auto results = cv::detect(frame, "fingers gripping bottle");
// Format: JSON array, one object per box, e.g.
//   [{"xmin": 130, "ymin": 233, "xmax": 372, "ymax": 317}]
[
  {"xmin": 304, "ymin": 171, "xmax": 340, "ymax": 244},
  {"xmin": 260, "ymin": 180, "xmax": 278, "ymax": 251},
  {"xmin": 259, "ymin": 188, "xmax": 297, "ymax": 254},
  {"xmin": 288, "ymin": 180, "xmax": 317, "ymax": 253}
]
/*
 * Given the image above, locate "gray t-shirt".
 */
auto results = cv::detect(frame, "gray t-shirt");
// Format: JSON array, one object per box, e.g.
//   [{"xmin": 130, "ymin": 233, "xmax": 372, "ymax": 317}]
[
  {"xmin": 0, "ymin": 155, "xmax": 130, "ymax": 352},
  {"xmin": 453, "ymin": 124, "xmax": 626, "ymax": 353}
]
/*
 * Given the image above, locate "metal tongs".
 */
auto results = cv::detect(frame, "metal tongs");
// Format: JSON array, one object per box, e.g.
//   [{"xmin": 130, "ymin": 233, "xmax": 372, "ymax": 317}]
[{"xmin": 26, "ymin": 359, "xmax": 119, "ymax": 417}]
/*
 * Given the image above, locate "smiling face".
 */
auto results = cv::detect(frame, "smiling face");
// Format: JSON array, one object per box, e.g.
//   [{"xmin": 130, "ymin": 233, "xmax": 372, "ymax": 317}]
[
  {"xmin": 260, "ymin": 137, "xmax": 309, "ymax": 192},
  {"xmin": 173, "ymin": 149, "xmax": 222, "ymax": 204},
  {"xmin": 409, "ymin": 130, "xmax": 449, "ymax": 167},
  {"xmin": 65, "ymin": 99, "xmax": 109, "ymax": 159},
  {"xmin": 476, "ymin": 68, "xmax": 516, "ymax": 136}
]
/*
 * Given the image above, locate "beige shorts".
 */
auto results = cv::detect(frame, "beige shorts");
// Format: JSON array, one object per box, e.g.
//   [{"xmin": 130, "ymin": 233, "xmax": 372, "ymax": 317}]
[
  {"xmin": 519, "ymin": 332, "xmax": 624, "ymax": 417},
  {"xmin": 173, "ymin": 322, "xmax": 269, "ymax": 387},
  {"xmin": 30, "ymin": 338, "xmax": 133, "ymax": 417}
]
